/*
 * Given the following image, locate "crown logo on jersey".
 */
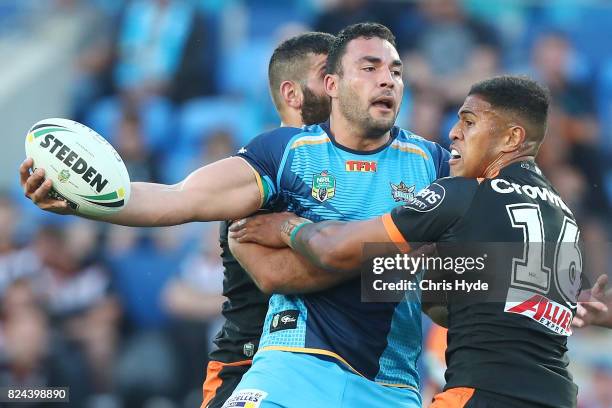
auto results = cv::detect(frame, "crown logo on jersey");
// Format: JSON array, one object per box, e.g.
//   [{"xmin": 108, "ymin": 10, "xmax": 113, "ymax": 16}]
[
  {"xmin": 390, "ymin": 181, "xmax": 415, "ymax": 202},
  {"xmin": 312, "ymin": 170, "xmax": 336, "ymax": 202}
]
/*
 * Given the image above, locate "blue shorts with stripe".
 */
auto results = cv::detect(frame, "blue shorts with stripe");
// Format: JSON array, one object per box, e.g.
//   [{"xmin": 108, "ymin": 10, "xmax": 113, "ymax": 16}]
[{"xmin": 222, "ymin": 350, "xmax": 421, "ymax": 408}]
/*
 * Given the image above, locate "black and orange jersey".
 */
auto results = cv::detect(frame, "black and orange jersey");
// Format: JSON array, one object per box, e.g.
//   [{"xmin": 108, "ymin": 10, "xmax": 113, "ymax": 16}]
[
  {"xmin": 208, "ymin": 221, "xmax": 270, "ymax": 364},
  {"xmin": 385, "ymin": 160, "xmax": 582, "ymax": 408}
]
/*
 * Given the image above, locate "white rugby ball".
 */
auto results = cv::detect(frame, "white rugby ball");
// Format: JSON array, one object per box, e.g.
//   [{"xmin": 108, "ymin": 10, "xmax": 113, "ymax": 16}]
[{"xmin": 25, "ymin": 118, "xmax": 131, "ymax": 216}]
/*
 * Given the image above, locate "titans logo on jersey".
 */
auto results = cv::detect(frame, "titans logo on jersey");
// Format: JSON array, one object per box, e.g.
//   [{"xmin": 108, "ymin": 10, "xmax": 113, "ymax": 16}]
[{"xmin": 236, "ymin": 122, "xmax": 449, "ymax": 389}]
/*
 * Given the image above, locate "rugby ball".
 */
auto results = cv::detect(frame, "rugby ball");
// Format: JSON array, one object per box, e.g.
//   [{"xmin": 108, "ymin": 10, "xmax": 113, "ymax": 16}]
[{"xmin": 24, "ymin": 118, "xmax": 131, "ymax": 217}]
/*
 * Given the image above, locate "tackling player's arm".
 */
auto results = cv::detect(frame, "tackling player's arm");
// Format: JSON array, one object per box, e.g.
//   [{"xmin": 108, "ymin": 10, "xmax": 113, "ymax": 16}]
[
  {"xmin": 228, "ymin": 210, "xmax": 395, "ymax": 271},
  {"xmin": 228, "ymin": 240, "xmax": 355, "ymax": 294},
  {"xmin": 281, "ymin": 179, "xmax": 477, "ymax": 271},
  {"xmin": 279, "ymin": 216, "xmax": 449, "ymax": 326},
  {"xmin": 282, "ymin": 178, "xmax": 480, "ymax": 325},
  {"xmin": 227, "ymin": 212, "xmax": 363, "ymax": 293},
  {"xmin": 282, "ymin": 217, "xmax": 392, "ymax": 271},
  {"xmin": 231, "ymin": 238, "xmax": 446, "ymax": 325}
]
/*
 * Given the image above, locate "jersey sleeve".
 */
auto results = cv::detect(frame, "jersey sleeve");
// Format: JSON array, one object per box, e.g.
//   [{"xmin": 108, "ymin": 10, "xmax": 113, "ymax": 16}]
[
  {"xmin": 235, "ymin": 127, "xmax": 302, "ymax": 208},
  {"xmin": 435, "ymin": 145, "xmax": 451, "ymax": 178},
  {"xmin": 419, "ymin": 139, "xmax": 451, "ymax": 179},
  {"xmin": 382, "ymin": 177, "xmax": 480, "ymax": 245}
]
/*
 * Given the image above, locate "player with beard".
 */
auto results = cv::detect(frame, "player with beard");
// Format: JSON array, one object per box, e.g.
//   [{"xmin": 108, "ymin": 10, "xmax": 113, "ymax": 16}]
[
  {"xmin": 20, "ymin": 23, "xmax": 449, "ymax": 408},
  {"xmin": 201, "ymin": 32, "xmax": 335, "ymax": 408},
  {"xmin": 233, "ymin": 76, "xmax": 586, "ymax": 408}
]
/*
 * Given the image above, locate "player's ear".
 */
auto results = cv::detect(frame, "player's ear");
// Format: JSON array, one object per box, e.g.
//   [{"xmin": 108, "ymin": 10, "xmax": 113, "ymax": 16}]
[
  {"xmin": 325, "ymin": 73, "xmax": 339, "ymax": 98},
  {"xmin": 280, "ymin": 80, "xmax": 302, "ymax": 110},
  {"xmin": 501, "ymin": 125, "xmax": 526, "ymax": 153}
]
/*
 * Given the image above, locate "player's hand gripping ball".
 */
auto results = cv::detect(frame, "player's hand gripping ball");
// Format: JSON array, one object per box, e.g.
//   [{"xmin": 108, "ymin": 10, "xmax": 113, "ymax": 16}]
[{"xmin": 24, "ymin": 118, "xmax": 131, "ymax": 216}]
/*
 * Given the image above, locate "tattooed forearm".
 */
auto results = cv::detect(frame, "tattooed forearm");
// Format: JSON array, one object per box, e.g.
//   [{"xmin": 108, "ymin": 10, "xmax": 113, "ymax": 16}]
[
  {"xmin": 279, "ymin": 217, "xmax": 311, "ymax": 246},
  {"xmin": 289, "ymin": 221, "xmax": 347, "ymax": 269}
]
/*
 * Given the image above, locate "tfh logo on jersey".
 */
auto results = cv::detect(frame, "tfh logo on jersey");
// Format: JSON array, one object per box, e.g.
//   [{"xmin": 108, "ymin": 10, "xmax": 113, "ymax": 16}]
[
  {"xmin": 312, "ymin": 171, "xmax": 336, "ymax": 202},
  {"xmin": 345, "ymin": 160, "xmax": 377, "ymax": 172},
  {"xmin": 505, "ymin": 294, "xmax": 574, "ymax": 336},
  {"xmin": 390, "ymin": 181, "xmax": 415, "ymax": 202}
]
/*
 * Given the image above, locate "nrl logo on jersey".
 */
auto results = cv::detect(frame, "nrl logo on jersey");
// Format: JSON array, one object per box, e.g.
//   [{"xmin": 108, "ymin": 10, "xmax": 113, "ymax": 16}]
[
  {"xmin": 243, "ymin": 341, "xmax": 255, "ymax": 358},
  {"xmin": 312, "ymin": 170, "xmax": 336, "ymax": 202},
  {"xmin": 390, "ymin": 181, "xmax": 415, "ymax": 202}
]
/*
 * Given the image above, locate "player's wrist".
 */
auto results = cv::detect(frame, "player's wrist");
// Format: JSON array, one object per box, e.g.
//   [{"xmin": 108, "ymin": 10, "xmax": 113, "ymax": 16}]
[{"xmin": 280, "ymin": 217, "xmax": 312, "ymax": 248}]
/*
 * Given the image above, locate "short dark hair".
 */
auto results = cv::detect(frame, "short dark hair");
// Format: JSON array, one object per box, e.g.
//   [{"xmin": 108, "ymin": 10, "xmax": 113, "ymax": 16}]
[
  {"xmin": 326, "ymin": 22, "xmax": 396, "ymax": 76},
  {"xmin": 268, "ymin": 32, "xmax": 335, "ymax": 110},
  {"xmin": 468, "ymin": 75, "xmax": 550, "ymax": 144}
]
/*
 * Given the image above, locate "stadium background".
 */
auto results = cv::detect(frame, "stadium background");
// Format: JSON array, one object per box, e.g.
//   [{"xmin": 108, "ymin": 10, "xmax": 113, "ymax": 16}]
[{"xmin": 1, "ymin": 0, "xmax": 611, "ymax": 407}]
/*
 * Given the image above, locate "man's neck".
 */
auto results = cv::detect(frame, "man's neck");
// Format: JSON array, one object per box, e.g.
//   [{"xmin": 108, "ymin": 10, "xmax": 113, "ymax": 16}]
[
  {"xmin": 482, "ymin": 152, "xmax": 536, "ymax": 178},
  {"xmin": 329, "ymin": 112, "xmax": 390, "ymax": 152},
  {"xmin": 280, "ymin": 109, "xmax": 303, "ymax": 128}
]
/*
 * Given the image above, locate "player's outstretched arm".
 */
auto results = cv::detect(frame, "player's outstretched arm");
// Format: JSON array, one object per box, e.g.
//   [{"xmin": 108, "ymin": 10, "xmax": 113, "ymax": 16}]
[
  {"xmin": 20, "ymin": 157, "xmax": 262, "ymax": 226},
  {"xmin": 228, "ymin": 240, "xmax": 355, "ymax": 294}
]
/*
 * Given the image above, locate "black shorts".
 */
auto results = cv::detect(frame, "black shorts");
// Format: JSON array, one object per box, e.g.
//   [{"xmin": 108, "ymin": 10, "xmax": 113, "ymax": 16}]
[
  {"xmin": 201, "ymin": 359, "xmax": 251, "ymax": 408},
  {"xmin": 430, "ymin": 387, "xmax": 561, "ymax": 408}
]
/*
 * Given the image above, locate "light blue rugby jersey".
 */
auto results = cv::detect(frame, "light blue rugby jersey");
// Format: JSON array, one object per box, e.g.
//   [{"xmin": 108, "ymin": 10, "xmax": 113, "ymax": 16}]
[{"xmin": 237, "ymin": 121, "xmax": 449, "ymax": 389}]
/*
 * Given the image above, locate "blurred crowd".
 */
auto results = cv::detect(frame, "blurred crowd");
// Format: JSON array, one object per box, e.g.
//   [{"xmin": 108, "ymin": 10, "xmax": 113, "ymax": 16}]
[{"xmin": 1, "ymin": 0, "xmax": 612, "ymax": 407}]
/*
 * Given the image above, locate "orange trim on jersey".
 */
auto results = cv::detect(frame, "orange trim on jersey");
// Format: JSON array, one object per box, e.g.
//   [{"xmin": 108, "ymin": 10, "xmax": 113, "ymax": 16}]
[
  {"xmin": 389, "ymin": 144, "xmax": 428, "ymax": 158},
  {"xmin": 478, "ymin": 167, "xmax": 500, "ymax": 183},
  {"xmin": 381, "ymin": 213, "xmax": 411, "ymax": 253},
  {"xmin": 260, "ymin": 345, "xmax": 361, "ymax": 374},
  {"xmin": 430, "ymin": 387, "xmax": 476, "ymax": 408},
  {"xmin": 259, "ymin": 346, "xmax": 418, "ymax": 391},
  {"xmin": 236, "ymin": 157, "xmax": 266, "ymax": 208},
  {"xmin": 426, "ymin": 325, "xmax": 448, "ymax": 364},
  {"xmin": 290, "ymin": 138, "xmax": 330, "ymax": 149},
  {"xmin": 201, "ymin": 359, "xmax": 252, "ymax": 408},
  {"xmin": 489, "ymin": 169, "xmax": 500, "ymax": 178},
  {"xmin": 253, "ymin": 171, "xmax": 265, "ymax": 207}
]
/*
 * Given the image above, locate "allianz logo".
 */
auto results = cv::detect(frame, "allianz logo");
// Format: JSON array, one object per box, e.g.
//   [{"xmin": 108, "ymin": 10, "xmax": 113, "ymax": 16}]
[{"xmin": 491, "ymin": 179, "xmax": 572, "ymax": 214}]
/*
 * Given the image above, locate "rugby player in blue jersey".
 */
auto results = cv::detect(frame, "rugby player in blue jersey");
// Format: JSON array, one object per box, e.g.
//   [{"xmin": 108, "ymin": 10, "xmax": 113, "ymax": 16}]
[
  {"xmin": 21, "ymin": 23, "xmax": 449, "ymax": 407},
  {"xmin": 224, "ymin": 23, "xmax": 449, "ymax": 407}
]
